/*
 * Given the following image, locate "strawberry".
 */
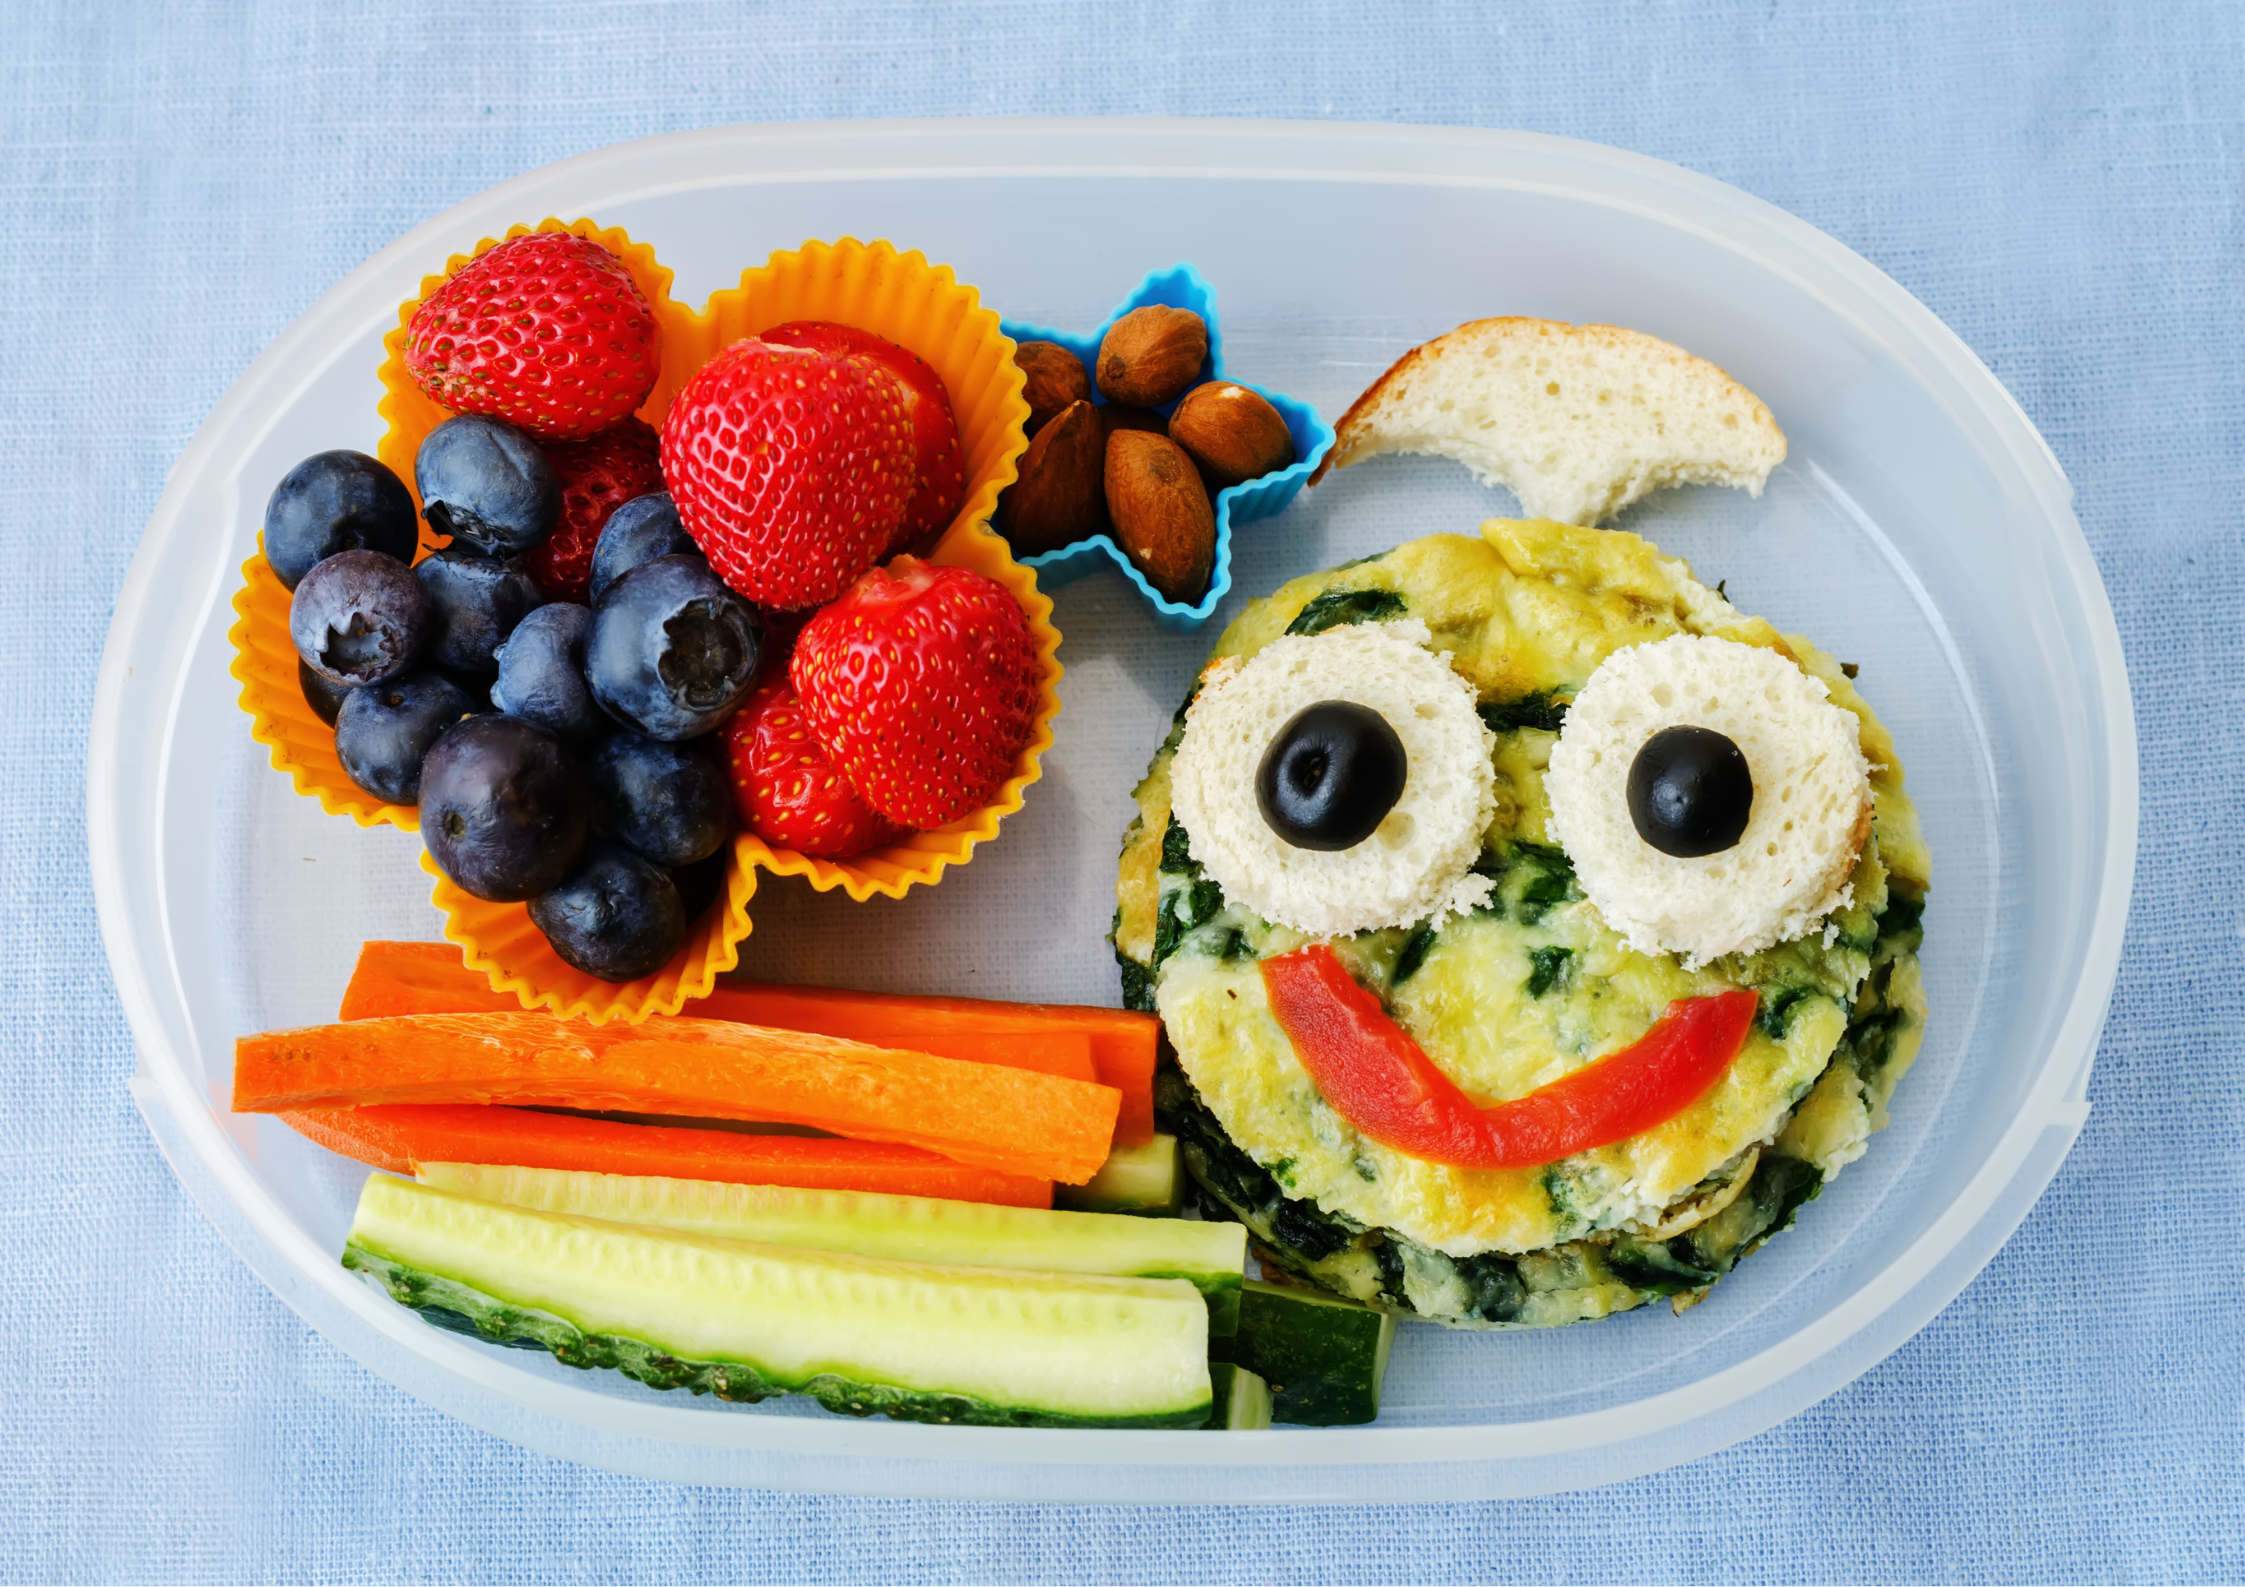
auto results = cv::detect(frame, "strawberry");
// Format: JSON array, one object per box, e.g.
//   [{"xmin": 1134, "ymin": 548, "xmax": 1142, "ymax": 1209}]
[
  {"xmin": 724, "ymin": 678, "xmax": 905, "ymax": 858},
  {"xmin": 528, "ymin": 418, "xmax": 664, "ymax": 601},
  {"xmin": 405, "ymin": 232, "xmax": 661, "ymax": 442},
  {"xmin": 762, "ymin": 321, "xmax": 966, "ymax": 556},
  {"xmin": 790, "ymin": 558, "xmax": 1041, "ymax": 830},
  {"xmin": 661, "ymin": 338, "xmax": 916, "ymax": 610}
]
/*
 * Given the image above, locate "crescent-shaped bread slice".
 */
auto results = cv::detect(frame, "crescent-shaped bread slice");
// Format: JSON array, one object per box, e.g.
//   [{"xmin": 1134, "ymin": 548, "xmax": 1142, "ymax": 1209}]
[{"xmin": 1309, "ymin": 318, "xmax": 1786, "ymax": 527}]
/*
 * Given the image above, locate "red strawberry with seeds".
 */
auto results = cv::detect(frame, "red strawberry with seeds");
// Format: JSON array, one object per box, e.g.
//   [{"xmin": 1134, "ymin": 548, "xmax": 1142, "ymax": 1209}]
[
  {"xmin": 724, "ymin": 678, "xmax": 905, "ymax": 859},
  {"xmin": 405, "ymin": 232, "xmax": 661, "ymax": 441},
  {"xmin": 762, "ymin": 321, "xmax": 966, "ymax": 556},
  {"xmin": 529, "ymin": 418, "xmax": 664, "ymax": 601},
  {"xmin": 661, "ymin": 338, "xmax": 916, "ymax": 611},
  {"xmin": 790, "ymin": 558, "xmax": 1041, "ymax": 830}
]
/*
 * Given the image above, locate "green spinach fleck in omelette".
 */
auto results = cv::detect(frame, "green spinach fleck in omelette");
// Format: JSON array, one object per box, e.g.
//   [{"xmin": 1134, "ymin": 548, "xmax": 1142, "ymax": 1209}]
[{"xmin": 1112, "ymin": 520, "xmax": 1930, "ymax": 1328}]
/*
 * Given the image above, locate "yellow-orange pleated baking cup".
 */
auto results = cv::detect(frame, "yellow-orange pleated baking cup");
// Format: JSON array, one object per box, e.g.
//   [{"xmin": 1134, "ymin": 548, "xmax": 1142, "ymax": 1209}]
[{"xmin": 229, "ymin": 222, "xmax": 1042, "ymax": 1024}]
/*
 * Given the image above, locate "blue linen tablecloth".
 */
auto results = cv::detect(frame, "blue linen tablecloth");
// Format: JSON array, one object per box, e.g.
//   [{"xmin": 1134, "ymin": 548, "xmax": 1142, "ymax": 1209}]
[{"xmin": 4, "ymin": 3, "xmax": 2240, "ymax": 1580}]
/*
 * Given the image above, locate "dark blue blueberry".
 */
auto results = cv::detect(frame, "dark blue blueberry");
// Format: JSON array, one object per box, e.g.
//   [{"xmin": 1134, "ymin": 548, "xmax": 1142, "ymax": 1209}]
[
  {"xmin": 490, "ymin": 603, "xmax": 604, "ymax": 744},
  {"xmin": 264, "ymin": 451, "xmax": 419, "ymax": 590},
  {"xmin": 333, "ymin": 670, "xmax": 473, "ymax": 804},
  {"xmin": 1255, "ymin": 700, "xmax": 1409, "ymax": 852},
  {"xmin": 419, "ymin": 715, "xmax": 589, "ymax": 902},
  {"xmin": 415, "ymin": 415, "xmax": 559, "ymax": 556},
  {"xmin": 584, "ymin": 555, "xmax": 762, "ymax": 741},
  {"xmin": 528, "ymin": 840, "xmax": 687, "ymax": 982},
  {"xmin": 297, "ymin": 659, "xmax": 352, "ymax": 726},
  {"xmin": 588, "ymin": 492, "xmax": 697, "ymax": 603},
  {"xmin": 289, "ymin": 548, "xmax": 434, "ymax": 687},
  {"xmin": 1627, "ymin": 725, "xmax": 1753, "ymax": 857},
  {"xmin": 415, "ymin": 546, "xmax": 545, "ymax": 674},
  {"xmin": 586, "ymin": 732, "xmax": 733, "ymax": 867},
  {"xmin": 669, "ymin": 848, "xmax": 730, "ymax": 923}
]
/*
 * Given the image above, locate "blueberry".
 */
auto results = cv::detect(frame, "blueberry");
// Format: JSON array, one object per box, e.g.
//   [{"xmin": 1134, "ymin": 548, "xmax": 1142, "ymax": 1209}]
[
  {"xmin": 415, "ymin": 415, "xmax": 559, "ymax": 556},
  {"xmin": 1627, "ymin": 725, "xmax": 1753, "ymax": 857},
  {"xmin": 529, "ymin": 840, "xmax": 687, "ymax": 982},
  {"xmin": 289, "ymin": 548, "xmax": 434, "ymax": 687},
  {"xmin": 1255, "ymin": 700, "xmax": 1409, "ymax": 852},
  {"xmin": 588, "ymin": 492, "xmax": 697, "ymax": 603},
  {"xmin": 584, "ymin": 556, "xmax": 762, "ymax": 741},
  {"xmin": 490, "ymin": 603, "xmax": 604, "ymax": 744},
  {"xmin": 416, "ymin": 546, "xmax": 545, "ymax": 674},
  {"xmin": 264, "ymin": 451, "xmax": 419, "ymax": 589},
  {"xmin": 333, "ymin": 670, "xmax": 473, "ymax": 804},
  {"xmin": 297, "ymin": 659, "xmax": 352, "ymax": 726},
  {"xmin": 669, "ymin": 848, "xmax": 730, "ymax": 924},
  {"xmin": 419, "ymin": 715, "xmax": 589, "ymax": 901},
  {"xmin": 587, "ymin": 732, "xmax": 733, "ymax": 867}
]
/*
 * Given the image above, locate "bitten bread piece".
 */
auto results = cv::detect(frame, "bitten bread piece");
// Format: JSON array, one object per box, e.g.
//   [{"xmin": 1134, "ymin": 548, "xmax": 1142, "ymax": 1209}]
[
  {"xmin": 1310, "ymin": 318, "xmax": 1786, "ymax": 526},
  {"xmin": 1545, "ymin": 634, "xmax": 1870, "ymax": 968}
]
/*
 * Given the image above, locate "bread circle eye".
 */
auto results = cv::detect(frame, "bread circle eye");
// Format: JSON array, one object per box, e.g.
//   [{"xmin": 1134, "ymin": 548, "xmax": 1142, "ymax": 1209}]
[
  {"xmin": 1545, "ymin": 634, "xmax": 1871, "ymax": 967},
  {"xmin": 1168, "ymin": 618, "xmax": 1496, "ymax": 937}
]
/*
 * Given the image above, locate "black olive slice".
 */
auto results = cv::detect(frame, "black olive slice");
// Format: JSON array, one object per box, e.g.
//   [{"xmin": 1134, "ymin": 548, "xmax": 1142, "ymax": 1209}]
[
  {"xmin": 1255, "ymin": 701, "xmax": 1409, "ymax": 852},
  {"xmin": 1626, "ymin": 725, "xmax": 1753, "ymax": 857}
]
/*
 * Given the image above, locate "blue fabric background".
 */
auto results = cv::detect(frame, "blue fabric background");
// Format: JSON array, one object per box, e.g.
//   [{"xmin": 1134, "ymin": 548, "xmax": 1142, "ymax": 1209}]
[{"xmin": 4, "ymin": 2, "xmax": 2239, "ymax": 1580}]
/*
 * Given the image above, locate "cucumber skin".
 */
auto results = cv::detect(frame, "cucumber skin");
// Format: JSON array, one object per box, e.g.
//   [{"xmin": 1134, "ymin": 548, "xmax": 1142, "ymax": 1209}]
[
  {"xmin": 1213, "ymin": 1280, "xmax": 1394, "ymax": 1426},
  {"xmin": 345, "ymin": 1245, "xmax": 1214, "ymax": 1430}
]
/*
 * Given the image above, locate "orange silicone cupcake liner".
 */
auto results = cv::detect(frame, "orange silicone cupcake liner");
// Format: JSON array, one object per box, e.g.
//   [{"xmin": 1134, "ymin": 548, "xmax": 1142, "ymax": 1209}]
[{"xmin": 231, "ymin": 223, "xmax": 1042, "ymax": 1023}]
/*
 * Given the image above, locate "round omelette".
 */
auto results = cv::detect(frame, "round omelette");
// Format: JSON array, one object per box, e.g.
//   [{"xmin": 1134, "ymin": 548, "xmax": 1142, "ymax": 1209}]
[{"xmin": 1112, "ymin": 518, "xmax": 1931, "ymax": 1328}]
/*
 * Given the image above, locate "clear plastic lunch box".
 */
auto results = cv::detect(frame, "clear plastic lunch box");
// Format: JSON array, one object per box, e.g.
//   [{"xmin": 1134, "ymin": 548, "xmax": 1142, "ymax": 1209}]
[{"xmin": 88, "ymin": 119, "xmax": 2134, "ymax": 1501}]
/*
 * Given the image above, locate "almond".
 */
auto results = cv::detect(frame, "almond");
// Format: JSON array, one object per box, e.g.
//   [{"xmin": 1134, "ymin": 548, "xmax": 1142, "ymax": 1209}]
[
  {"xmin": 1105, "ymin": 429, "xmax": 1215, "ymax": 602},
  {"xmin": 1096, "ymin": 306, "xmax": 1208, "ymax": 408},
  {"xmin": 1014, "ymin": 341, "xmax": 1090, "ymax": 437},
  {"xmin": 1101, "ymin": 404, "xmax": 1169, "ymax": 438},
  {"xmin": 1169, "ymin": 381, "xmax": 1295, "ymax": 490},
  {"xmin": 997, "ymin": 399, "xmax": 1106, "ymax": 555}
]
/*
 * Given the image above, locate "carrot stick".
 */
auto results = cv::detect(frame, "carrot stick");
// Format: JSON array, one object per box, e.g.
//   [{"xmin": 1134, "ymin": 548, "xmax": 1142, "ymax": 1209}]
[
  {"xmin": 277, "ymin": 1105, "xmax": 1052, "ymax": 1207},
  {"xmin": 236, "ymin": 1012, "xmax": 1119, "ymax": 1184},
  {"xmin": 341, "ymin": 941, "xmax": 1157, "ymax": 1144},
  {"xmin": 699, "ymin": 982, "xmax": 1155, "ymax": 1146}
]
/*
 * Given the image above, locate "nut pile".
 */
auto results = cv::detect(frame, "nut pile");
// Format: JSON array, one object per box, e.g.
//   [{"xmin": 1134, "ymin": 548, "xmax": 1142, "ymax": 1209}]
[{"xmin": 997, "ymin": 306, "xmax": 1295, "ymax": 603}]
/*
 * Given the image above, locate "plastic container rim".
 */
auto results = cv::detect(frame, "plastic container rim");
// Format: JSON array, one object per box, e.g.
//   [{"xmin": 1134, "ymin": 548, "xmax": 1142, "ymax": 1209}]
[{"xmin": 86, "ymin": 117, "xmax": 2136, "ymax": 1495}]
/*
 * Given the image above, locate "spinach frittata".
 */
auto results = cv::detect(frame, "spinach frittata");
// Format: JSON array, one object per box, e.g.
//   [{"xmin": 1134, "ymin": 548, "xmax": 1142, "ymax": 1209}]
[{"xmin": 1113, "ymin": 520, "xmax": 1930, "ymax": 1327}]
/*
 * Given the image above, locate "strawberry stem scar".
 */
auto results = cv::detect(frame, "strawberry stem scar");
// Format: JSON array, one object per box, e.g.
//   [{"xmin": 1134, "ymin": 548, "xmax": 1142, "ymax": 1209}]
[{"xmin": 1260, "ymin": 944, "xmax": 1758, "ymax": 1169}]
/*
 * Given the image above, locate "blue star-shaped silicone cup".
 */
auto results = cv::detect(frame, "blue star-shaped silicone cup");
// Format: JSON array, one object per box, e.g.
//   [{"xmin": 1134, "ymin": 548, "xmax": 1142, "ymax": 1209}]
[{"xmin": 999, "ymin": 263, "xmax": 1335, "ymax": 633}]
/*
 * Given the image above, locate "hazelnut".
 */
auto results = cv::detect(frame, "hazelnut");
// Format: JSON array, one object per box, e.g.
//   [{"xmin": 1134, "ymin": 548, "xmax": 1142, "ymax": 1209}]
[
  {"xmin": 1013, "ymin": 341, "xmax": 1090, "ymax": 437},
  {"xmin": 1096, "ymin": 306, "xmax": 1208, "ymax": 408},
  {"xmin": 1169, "ymin": 382, "xmax": 1295, "ymax": 490},
  {"xmin": 998, "ymin": 400, "xmax": 1106, "ymax": 555},
  {"xmin": 1101, "ymin": 404, "xmax": 1169, "ymax": 438},
  {"xmin": 1105, "ymin": 429, "xmax": 1215, "ymax": 603}
]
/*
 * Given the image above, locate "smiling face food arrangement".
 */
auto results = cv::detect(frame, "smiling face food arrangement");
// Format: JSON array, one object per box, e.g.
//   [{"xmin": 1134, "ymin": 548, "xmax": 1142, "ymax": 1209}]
[
  {"xmin": 1117, "ymin": 320, "xmax": 1930, "ymax": 1328},
  {"xmin": 229, "ymin": 231, "xmax": 1927, "ymax": 1428}
]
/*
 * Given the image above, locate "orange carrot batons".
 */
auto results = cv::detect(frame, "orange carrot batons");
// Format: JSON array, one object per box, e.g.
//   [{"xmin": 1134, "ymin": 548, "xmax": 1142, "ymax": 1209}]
[
  {"xmin": 276, "ymin": 1105, "xmax": 1052, "ymax": 1207},
  {"xmin": 238, "ymin": 1012, "xmax": 1119, "ymax": 1184},
  {"xmin": 340, "ymin": 941, "xmax": 1156, "ymax": 1143}
]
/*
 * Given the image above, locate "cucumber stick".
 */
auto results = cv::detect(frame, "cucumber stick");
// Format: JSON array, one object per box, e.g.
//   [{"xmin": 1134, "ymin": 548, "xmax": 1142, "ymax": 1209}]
[
  {"xmin": 347, "ymin": 1175, "xmax": 1212, "ymax": 1428},
  {"xmin": 1206, "ymin": 1362, "xmax": 1273, "ymax": 1430},
  {"xmin": 1214, "ymin": 1279, "xmax": 1395, "ymax": 1426},
  {"xmin": 419, "ymin": 1161, "xmax": 1242, "ymax": 1334},
  {"xmin": 1055, "ymin": 1133, "xmax": 1184, "ymax": 1216}
]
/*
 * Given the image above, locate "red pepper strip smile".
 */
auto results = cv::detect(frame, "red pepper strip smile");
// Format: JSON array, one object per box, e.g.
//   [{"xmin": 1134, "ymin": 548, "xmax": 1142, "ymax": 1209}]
[{"xmin": 1260, "ymin": 944, "xmax": 1759, "ymax": 1170}]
